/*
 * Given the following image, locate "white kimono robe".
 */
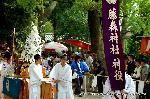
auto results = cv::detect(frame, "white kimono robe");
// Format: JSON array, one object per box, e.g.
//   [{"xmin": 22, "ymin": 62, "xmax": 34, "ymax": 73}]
[
  {"xmin": 103, "ymin": 73, "xmax": 136, "ymax": 99},
  {"xmin": 49, "ymin": 63, "xmax": 74, "ymax": 99},
  {"xmin": 29, "ymin": 63, "xmax": 43, "ymax": 99}
]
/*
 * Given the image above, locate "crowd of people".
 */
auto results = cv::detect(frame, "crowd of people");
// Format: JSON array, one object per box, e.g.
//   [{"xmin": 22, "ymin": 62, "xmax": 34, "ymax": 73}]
[
  {"xmin": 0, "ymin": 50, "xmax": 150, "ymax": 99},
  {"xmin": 42, "ymin": 51, "xmax": 106, "ymax": 97},
  {"xmin": 102, "ymin": 54, "xmax": 150, "ymax": 99},
  {"xmin": 125, "ymin": 54, "xmax": 150, "ymax": 99}
]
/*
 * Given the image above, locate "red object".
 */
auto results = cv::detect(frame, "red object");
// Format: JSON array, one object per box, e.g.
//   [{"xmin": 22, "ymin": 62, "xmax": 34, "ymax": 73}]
[
  {"xmin": 114, "ymin": 94, "xmax": 119, "ymax": 99},
  {"xmin": 44, "ymin": 49, "xmax": 56, "ymax": 52},
  {"xmin": 140, "ymin": 37, "xmax": 150, "ymax": 54},
  {"xmin": 62, "ymin": 39, "xmax": 91, "ymax": 50}
]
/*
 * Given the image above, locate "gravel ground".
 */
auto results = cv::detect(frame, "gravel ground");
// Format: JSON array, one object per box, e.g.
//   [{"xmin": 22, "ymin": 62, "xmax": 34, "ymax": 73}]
[
  {"xmin": 75, "ymin": 95, "xmax": 102, "ymax": 99},
  {"xmin": 75, "ymin": 94, "xmax": 140, "ymax": 99}
]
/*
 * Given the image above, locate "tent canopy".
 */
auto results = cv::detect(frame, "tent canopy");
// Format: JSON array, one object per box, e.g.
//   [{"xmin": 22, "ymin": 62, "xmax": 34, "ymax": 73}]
[
  {"xmin": 44, "ymin": 42, "xmax": 68, "ymax": 53},
  {"xmin": 62, "ymin": 39, "xmax": 91, "ymax": 50}
]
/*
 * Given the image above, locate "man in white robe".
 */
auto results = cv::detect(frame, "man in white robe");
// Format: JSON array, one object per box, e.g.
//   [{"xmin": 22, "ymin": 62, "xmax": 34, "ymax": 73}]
[
  {"xmin": 29, "ymin": 54, "xmax": 43, "ymax": 99},
  {"xmin": 49, "ymin": 55, "xmax": 74, "ymax": 99},
  {"xmin": 103, "ymin": 72, "xmax": 136, "ymax": 99}
]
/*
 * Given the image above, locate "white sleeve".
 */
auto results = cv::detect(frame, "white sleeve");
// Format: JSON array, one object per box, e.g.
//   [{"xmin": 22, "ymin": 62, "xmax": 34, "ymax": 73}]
[
  {"xmin": 0, "ymin": 62, "xmax": 2, "ymax": 71},
  {"xmin": 103, "ymin": 77, "xmax": 111, "ymax": 94},
  {"xmin": 102, "ymin": 77, "xmax": 114, "ymax": 99},
  {"xmin": 128, "ymin": 77, "xmax": 136, "ymax": 93},
  {"xmin": 60, "ymin": 66, "xmax": 72, "ymax": 83},
  {"xmin": 124, "ymin": 76, "xmax": 135, "ymax": 93},
  {"xmin": 90, "ymin": 57, "xmax": 93, "ymax": 63},
  {"xmin": 32, "ymin": 66, "xmax": 43, "ymax": 81},
  {"xmin": 49, "ymin": 64, "xmax": 57, "ymax": 80}
]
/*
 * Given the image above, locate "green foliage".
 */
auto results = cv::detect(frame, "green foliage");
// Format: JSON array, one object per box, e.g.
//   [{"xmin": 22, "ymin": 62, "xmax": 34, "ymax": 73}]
[
  {"xmin": 49, "ymin": 0, "xmax": 102, "ymax": 42},
  {"xmin": 15, "ymin": 26, "xmax": 31, "ymax": 53},
  {"xmin": 17, "ymin": 0, "xmax": 44, "ymax": 13},
  {"xmin": 72, "ymin": 0, "xmax": 97, "ymax": 11},
  {"xmin": 51, "ymin": 5, "xmax": 90, "ymax": 41},
  {"xmin": 0, "ymin": 0, "xmax": 32, "ymax": 42},
  {"xmin": 126, "ymin": 32, "xmax": 150, "ymax": 61},
  {"xmin": 123, "ymin": 0, "xmax": 150, "ymax": 56},
  {"xmin": 138, "ymin": 0, "xmax": 150, "ymax": 35},
  {"xmin": 126, "ymin": 32, "xmax": 143, "ymax": 58},
  {"xmin": 0, "ymin": 0, "xmax": 54, "ymax": 52},
  {"xmin": 40, "ymin": 20, "xmax": 54, "ymax": 39},
  {"xmin": 59, "ymin": 10, "xmax": 89, "ymax": 40},
  {"xmin": 42, "ymin": 21, "xmax": 54, "ymax": 33},
  {"xmin": 124, "ymin": 0, "xmax": 150, "ymax": 35},
  {"xmin": 72, "ymin": 0, "xmax": 102, "ymax": 14},
  {"xmin": 1, "ymin": 0, "xmax": 150, "ymax": 58}
]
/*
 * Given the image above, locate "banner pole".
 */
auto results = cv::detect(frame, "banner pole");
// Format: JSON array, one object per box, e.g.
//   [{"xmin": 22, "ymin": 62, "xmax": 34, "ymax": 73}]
[{"xmin": 12, "ymin": 28, "xmax": 15, "ymax": 64}]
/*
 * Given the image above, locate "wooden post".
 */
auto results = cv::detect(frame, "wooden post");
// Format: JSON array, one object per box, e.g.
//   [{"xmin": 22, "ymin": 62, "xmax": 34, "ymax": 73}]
[{"xmin": 12, "ymin": 28, "xmax": 15, "ymax": 62}]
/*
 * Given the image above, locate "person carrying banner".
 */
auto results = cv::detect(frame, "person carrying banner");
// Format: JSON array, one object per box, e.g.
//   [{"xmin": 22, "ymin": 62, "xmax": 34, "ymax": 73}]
[
  {"xmin": 29, "ymin": 54, "xmax": 43, "ymax": 99},
  {"xmin": 49, "ymin": 55, "xmax": 74, "ymax": 99},
  {"xmin": 103, "ymin": 72, "xmax": 136, "ymax": 99}
]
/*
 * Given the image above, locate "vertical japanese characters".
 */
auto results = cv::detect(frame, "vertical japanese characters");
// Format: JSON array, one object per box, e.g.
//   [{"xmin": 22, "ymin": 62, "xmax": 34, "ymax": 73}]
[
  {"xmin": 108, "ymin": 5, "xmax": 123, "ymax": 81},
  {"xmin": 102, "ymin": 0, "xmax": 125, "ymax": 90}
]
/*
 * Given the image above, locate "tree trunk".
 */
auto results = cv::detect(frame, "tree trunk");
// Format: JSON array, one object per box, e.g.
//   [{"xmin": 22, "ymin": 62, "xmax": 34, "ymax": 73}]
[
  {"xmin": 120, "ymin": 0, "xmax": 127, "ymax": 51},
  {"xmin": 88, "ymin": 9, "xmax": 107, "ymax": 74},
  {"xmin": 38, "ymin": 1, "xmax": 58, "ymax": 34}
]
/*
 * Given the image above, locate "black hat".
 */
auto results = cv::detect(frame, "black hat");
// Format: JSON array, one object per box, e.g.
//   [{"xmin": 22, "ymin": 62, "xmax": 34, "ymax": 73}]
[
  {"xmin": 135, "ymin": 59, "xmax": 141, "ymax": 63},
  {"xmin": 75, "ymin": 55, "xmax": 81, "ymax": 61},
  {"xmin": 141, "ymin": 58, "xmax": 146, "ymax": 63},
  {"xmin": 34, "ymin": 54, "xmax": 41, "ymax": 61},
  {"xmin": 128, "ymin": 54, "xmax": 134, "ymax": 59},
  {"xmin": 60, "ymin": 55, "xmax": 67, "ymax": 60},
  {"xmin": 4, "ymin": 51, "xmax": 12, "ymax": 59}
]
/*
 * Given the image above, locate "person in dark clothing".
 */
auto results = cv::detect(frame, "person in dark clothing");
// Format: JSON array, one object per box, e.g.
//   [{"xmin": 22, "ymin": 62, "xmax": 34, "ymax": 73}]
[
  {"xmin": 127, "ymin": 54, "xmax": 136, "ymax": 76},
  {"xmin": 139, "ymin": 58, "xmax": 149, "ymax": 99},
  {"xmin": 93, "ymin": 60, "xmax": 105, "ymax": 93},
  {"xmin": 142, "ymin": 59, "xmax": 150, "ymax": 99},
  {"xmin": 143, "ymin": 80, "xmax": 150, "ymax": 99}
]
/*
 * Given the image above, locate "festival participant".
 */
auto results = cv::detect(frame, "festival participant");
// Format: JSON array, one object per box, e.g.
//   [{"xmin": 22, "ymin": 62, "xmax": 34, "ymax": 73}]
[
  {"xmin": 29, "ymin": 54, "xmax": 43, "ymax": 99},
  {"xmin": 127, "ymin": 54, "xmax": 136, "ymax": 76},
  {"xmin": 85, "ymin": 51, "xmax": 93, "ymax": 91},
  {"xmin": 1, "ymin": 52, "xmax": 14, "ymax": 76},
  {"xmin": 49, "ymin": 55, "xmax": 74, "ymax": 99},
  {"xmin": 103, "ymin": 72, "xmax": 136, "ymax": 99},
  {"xmin": 144, "ymin": 70, "xmax": 150, "ymax": 99},
  {"xmin": 20, "ymin": 62, "xmax": 30, "ymax": 78},
  {"xmin": 92, "ymin": 60, "xmax": 105, "ymax": 93},
  {"xmin": 132, "ymin": 59, "xmax": 141, "ymax": 80},
  {"xmin": 0, "ymin": 52, "xmax": 14, "ymax": 99},
  {"xmin": 140, "ymin": 58, "xmax": 149, "ymax": 81},
  {"xmin": 140, "ymin": 58, "xmax": 149, "ymax": 99},
  {"xmin": 86, "ymin": 51, "xmax": 93, "ymax": 70},
  {"xmin": 71, "ymin": 55, "xmax": 89, "ymax": 97}
]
